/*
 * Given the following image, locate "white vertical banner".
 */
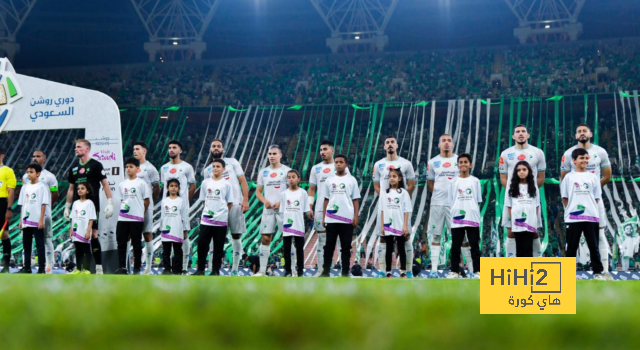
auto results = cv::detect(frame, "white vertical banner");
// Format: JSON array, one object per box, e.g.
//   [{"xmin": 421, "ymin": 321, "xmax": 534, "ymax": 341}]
[{"xmin": 1, "ymin": 59, "xmax": 123, "ymax": 272}]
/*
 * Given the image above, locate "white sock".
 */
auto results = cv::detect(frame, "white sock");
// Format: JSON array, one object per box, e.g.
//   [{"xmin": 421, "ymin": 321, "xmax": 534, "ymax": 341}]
[
  {"xmin": 259, "ymin": 244, "xmax": 270, "ymax": 273},
  {"xmin": 126, "ymin": 241, "xmax": 132, "ymax": 270},
  {"xmin": 621, "ymin": 257, "xmax": 629, "ymax": 272},
  {"xmin": 462, "ymin": 246, "xmax": 473, "ymax": 273},
  {"xmin": 316, "ymin": 233, "xmax": 326, "ymax": 271},
  {"xmin": 532, "ymin": 237, "xmax": 541, "ymax": 257},
  {"xmin": 145, "ymin": 240, "xmax": 154, "ymax": 270},
  {"xmin": 404, "ymin": 240, "xmax": 413, "ymax": 272},
  {"xmin": 599, "ymin": 228, "xmax": 609, "ymax": 273},
  {"xmin": 506, "ymin": 238, "xmax": 516, "ymax": 257},
  {"xmin": 378, "ymin": 240, "xmax": 387, "ymax": 272},
  {"xmin": 207, "ymin": 241, "xmax": 214, "ymax": 271},
  {"xmin": 430, "ymin": 245, "xmax": 441, "ymax": 272},
  {"xmin": 182, "ymin": 239, "xmax": 190, "ymax": 271},
  {"xmin": 335, "ymin": 239, "xmax": 341, "ymax": 266},
  {"xmin": 290, "ymin": 241, "xmax": 297, "ymax": 271},
  {"xmin": 232, "ymin": 238, "xmax": 243, "ymax": 272},
  {"xmin": 45, "ymin": 237, "xmax": 54, "ymax": 267}
]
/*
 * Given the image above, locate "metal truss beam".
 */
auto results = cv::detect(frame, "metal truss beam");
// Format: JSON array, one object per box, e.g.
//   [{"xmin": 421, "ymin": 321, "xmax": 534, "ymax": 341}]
[
  {"xmin": 503, "ymin": 0, "xmax": 586, "ymax": 43},
  {"xmin": 0, "ymin": 0, "xmax": 38, "ymax": 61}
]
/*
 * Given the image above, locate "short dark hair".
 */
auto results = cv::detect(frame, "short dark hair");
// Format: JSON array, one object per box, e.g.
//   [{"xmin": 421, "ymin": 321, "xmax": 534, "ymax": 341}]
[
  {"xmin": 334, "ymin": 154, "xmax": 348, "ymax": 163},
  {"xmin": 125, "ymin": 157, "xmax": 140, "ymax": 167},
  {"xmin": 572, "ymin": 148, "xmax": 588, "ymax": 160},
  {"xmin": 212, "ymin": 158, "xmax": 226, "ymax": 167},
  {"xmin": 168, "ymin": 140, "xmax": 183, "ymax": 149},
  {"xmin": 268, "ymin": 144, "xmax": 282, "ymax": 153},
  {"xmin": 513, "ymin": 124, "xmax": 528, "ymax": 133},
  {"xmin": 26, "ymin": 163, "xmax": 42, "ymax": 173},
  {"xmin": 320, "ymin": 140, "xmax": 334, "ymax": 148},
  {"xmin": 212, "ymin": 139, "xmax": 224, "ymax": 146},
  {"xmin": 576, "ymin": 124, "xmax": 591, "ymax": 131},
  {"xmin": 457, "ymin": 153, "xmax": 472, "ymax": 163},
  {"xmin": 134, "ymin": 141, "xmax": 149, "ymax": 150},
  {"xmin": 384, "ymin": 136, "xmax": 397, "ymax": 142}
]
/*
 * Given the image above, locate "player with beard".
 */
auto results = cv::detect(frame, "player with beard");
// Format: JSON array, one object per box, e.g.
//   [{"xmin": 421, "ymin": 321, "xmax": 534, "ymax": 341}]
[
  {"xmin": 17, "ymin": 150, "xmax": 58, "ymax": 274},
  {"xmin": 64, "ymin": 139, "xmax": 115, "ymax": 275},
  {"xmin": 160, "ymin": 140, "xmax": 196, "ymax": 275},
  {"xmin": 561, "ymin": 124, "xmax": 613, "ymax": 280},
  {"xmin": 369, "ymin": 136, "xmax": 415, "ymax": 278},
  {"xmin": 203, "ymin": 140, "xmax": 249, "ymax": 276},
  {"xmin": 132, "ymin": 142, "xmax": 161, "ymax": 275},
  {"xmin": 499, "ymin": 125, "xmax": 546, "ymax": 258},
  {"xmin": 426, "ymin": 134, "xmax": 474, "ymax": 278},
  {"xmin": 308, "ymin": 140, "xmax": 350, "ymax": 277}
]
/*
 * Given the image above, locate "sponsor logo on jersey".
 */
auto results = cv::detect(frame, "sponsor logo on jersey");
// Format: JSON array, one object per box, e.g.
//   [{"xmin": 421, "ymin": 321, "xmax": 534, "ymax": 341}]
[
  {"xmin": 79, "ymin": 168, "xmax": 85, "ymax": 174},
  {"xmin": 507, "ymin": 153, "xmax": 515, "ymax": 160},
  {"xmin": 315, "ymin": 167, "xmax": 321, "ymax": 172},
  {"xmin": 561, "ymin": 155, "xmax": 565, "ymax": 163},
  {"xmin": 443, "ymin": 162, "xmax": 451, "ymax": 168},
  {"xmin": 499, "ymin": 157, "xmax": 504, "ymax": 165},
  {"xmin": 434, "ymin": 161, "xmax": 441, "ymax": 168},
  {"xmin": 137, "ymin": 168, "xmax": 141, "ymax": 173},
  {"xmin": 263, "ymin": 170, "xmax": 269, "ymax": 176},
  {"xmin": 270, "ymin": 172, "xmax": 277, "ymax": 178},
  {"xmin": 323, "ymin": 167, "xmax": 331, "ymax": 173},
  {"xmin": 339, "ymin": 183, "xmax": 346, "ymax": 189},
  {"xmin": 517, "ymin": 154, "xmax": 526, "ymax": 161},
  {"xmin": 72, "ymin": 167, "xmax": 78, "ymax": 172},
  {"xmin": 162, "ymin": 166, "xmax": 169, "ymax": 172},
  {"xmin": 169, "ymin": 168, "xmax": 177, "ymax": 174},
  {"xmin": 379, "ymin": 163, "xmax": 385, "ymax": 169}
]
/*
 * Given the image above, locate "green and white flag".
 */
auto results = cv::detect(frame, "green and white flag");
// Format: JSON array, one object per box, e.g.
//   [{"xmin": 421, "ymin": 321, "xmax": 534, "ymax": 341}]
[{"xmin": 617, "ymin": 216, "xmax": 639, "ymax": 258}]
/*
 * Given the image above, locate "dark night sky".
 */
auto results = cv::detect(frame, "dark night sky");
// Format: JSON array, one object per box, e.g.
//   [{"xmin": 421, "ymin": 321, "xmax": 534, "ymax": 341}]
[{"xmin": 12, "ymin": 0, "xmax": 640, "ymax": 69}]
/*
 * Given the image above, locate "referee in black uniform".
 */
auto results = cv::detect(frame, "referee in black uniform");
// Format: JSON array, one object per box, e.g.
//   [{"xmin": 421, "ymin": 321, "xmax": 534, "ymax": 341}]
[
  {"xmin": 0, "ymin": 147, "xmax": 16, "ymax": 273},
  {"xmin": 64, "ymin": 139, "xmax": 115, "ymax": 274}
]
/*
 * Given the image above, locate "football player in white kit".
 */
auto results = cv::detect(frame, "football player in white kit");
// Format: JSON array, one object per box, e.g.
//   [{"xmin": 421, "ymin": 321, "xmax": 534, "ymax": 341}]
[
  {"xmin": 561, "ymin": 124, "xmax": 613, "ymax": 279},
  {"xmin": 426, "ymin": 134, "xmax": 474, "ymax": 278},
  {"xmin": 308, "ymin": 140, "xmax": 349, "ymax": 277},
  {"xmin": 17, "ymin": 150, "xmax": 58, "ymax": 274},
  {"xmin": 132, "ymin": 142, "xmax": 160, "ymax": 275},
  {"xmin": 160, "ymin": 140, "xmax": 196, "ymax": 275},
  {"xmin": 499, "ymin": 125, "xmax": 546, "ymax": 258},
  {"xmin": 204, "ymin": 140, "xmax": 250, "ymax": 276},
  {"xmin": 369, "ymin": 136, "xmax": 415, "ymax": 278},
  {"xmin": 254, "ymin": 145, "xmax": 291, "ymax": 276}
]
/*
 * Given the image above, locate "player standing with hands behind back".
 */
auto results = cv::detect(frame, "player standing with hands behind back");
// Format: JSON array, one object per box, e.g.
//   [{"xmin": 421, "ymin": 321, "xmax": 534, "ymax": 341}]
[{"xmin": 319, "ymin": 155, "xmax": 360, "ymax": 278}]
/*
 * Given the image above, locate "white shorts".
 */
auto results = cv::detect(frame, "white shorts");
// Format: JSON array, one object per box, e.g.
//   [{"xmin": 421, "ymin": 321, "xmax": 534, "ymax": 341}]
[
  {"xmin": 501, "ymin": 201, "xmax": 511, "ymax": 228},
  {"xmin": 373, "ymin": 210, "xmax": 383, "ymax": 237},
  {"xmin": 314, "ymin": 211, "xmax": 326, "ymax": 232},
  {"xmin": 143, "ymin": 205, "xmax": 154, "ymax": 233},
  {"xmin": 427, "ymin": 205, "xmax": 468, "ymax": 244},
  {"xmin": 260, "ymin": 209, "xmax": 283, "ymax": 234},
  {"xmin": 228, "ymin": 204, "xmax": 247, "ymax": 235}
]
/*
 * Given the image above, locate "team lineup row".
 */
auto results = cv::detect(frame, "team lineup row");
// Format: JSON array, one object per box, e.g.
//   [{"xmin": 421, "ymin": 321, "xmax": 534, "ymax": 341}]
[{"xmin": 0, "ymin": 123, "xmax": 612, "ymax": 279}]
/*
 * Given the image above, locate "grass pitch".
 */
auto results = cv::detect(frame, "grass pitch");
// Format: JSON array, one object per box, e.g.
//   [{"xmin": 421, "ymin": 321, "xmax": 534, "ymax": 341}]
[{"xmin": 0, "ymin": 276, "xmax": 637, "ymax": 349}]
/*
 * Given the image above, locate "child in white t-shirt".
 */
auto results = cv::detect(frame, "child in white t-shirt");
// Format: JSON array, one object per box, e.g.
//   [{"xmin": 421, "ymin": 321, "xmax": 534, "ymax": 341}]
[
  {"xmin": 17, "ymin": 163, "xmax": 50, "ymax": 274},
  {"xmin": 115, "ymin": 158, "xmax": 150, "ymax": 275},
  {"xmin": 505, "ymin": 161, "xmax": 540, "ymax": 257},
  {"xmin": 561, "ymin": 147, "xmax": 604, "ymax": 279},
  {"xmin": 160, "ymin": 178, "xmax": 189, "ymax": 275},
  {"xmin": 447, "ymin": 154, "xmax": 482, "ymax": 279},
  {"xmin": 69, "ymin": 183, "xmax": 96, "ymax": 274},
  {"xmin": 380, "ymin": 168, "xmax": 412, "ymax": 278},
  {"xmin": 280, "ymin": 169, "xmax": 313, "ymax": 277}
]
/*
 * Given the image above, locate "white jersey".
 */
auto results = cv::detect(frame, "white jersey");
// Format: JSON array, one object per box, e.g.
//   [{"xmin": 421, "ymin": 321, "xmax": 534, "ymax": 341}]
[
  {"xmin": 160, "ymin": 196, "xmax": 189, "ymax": 243},
  {"xmin": 323, "ymin": 174, "xmax": 361, "ymax": 224},
  {"xmin": 70, "ymin": 199, "xmax": 96, "ymax": 243},
  {"xmin": 499, "ymin": 145, "xmax": 546, "ymax": 186},
  {"xmin": 561, "ymin": 171, "xmax": 602, "ymax": 223},
  {"xmin": 257, "ymin": 165, "xmax": 291, "ymax": 208},
  {"xmin": 203, "ymin": 157, "xmax": 244, "ymax": 205},
  {"xmin": 505, "ymin": 184, "xmax": 540, "ymax": 233},
  {"xmin": 18, "ymin": 182, "xmax": 50, "ymax": 228},
  {"xmin": 373, "ymin": 156, "xmax": 416, "ymax": 194},
  {"xmin": 279, "ymin": 188, "xmax": 310, "ymax": 237},
  {"xmin": 427, "ymin": 154, "xmax": 459, "ymax": 206},
  {"xmin": 22, "ymin": 169, "xmax": 57, "ymax": 217},
  {"xmin": 560, "ymin": 144, "xmax": 611, "ymax": 178},
  {"xmin": 161, "ymin": 160, "xmax": 196, "ymax": 207},
  {"xmin": 448, "ymin": 176, "xmax": 482, "ymax": 228},
  {"xmin": 137, "ymin": 161, "xmax": 159, "ymax": 204},
  {"xmin": 309, "ymin": 161, "xmax": 350, "ymax": 213},
  {"xmin": 380, "ymin": 188, "xmax": 413, "ymax": 236},
  {"xmin": 118, "ymin": 177, "xmax": 149, "ymax": 222},
  {"xmin": 199, "ymin": 178, "xmax": 234, "ymax": 226}
]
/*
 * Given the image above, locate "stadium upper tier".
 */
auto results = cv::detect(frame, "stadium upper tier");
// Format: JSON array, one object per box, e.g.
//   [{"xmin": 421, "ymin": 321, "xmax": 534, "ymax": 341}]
[{"xmin": 22, "ymin": 37, "xmax": 640, "ymax": 107}]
